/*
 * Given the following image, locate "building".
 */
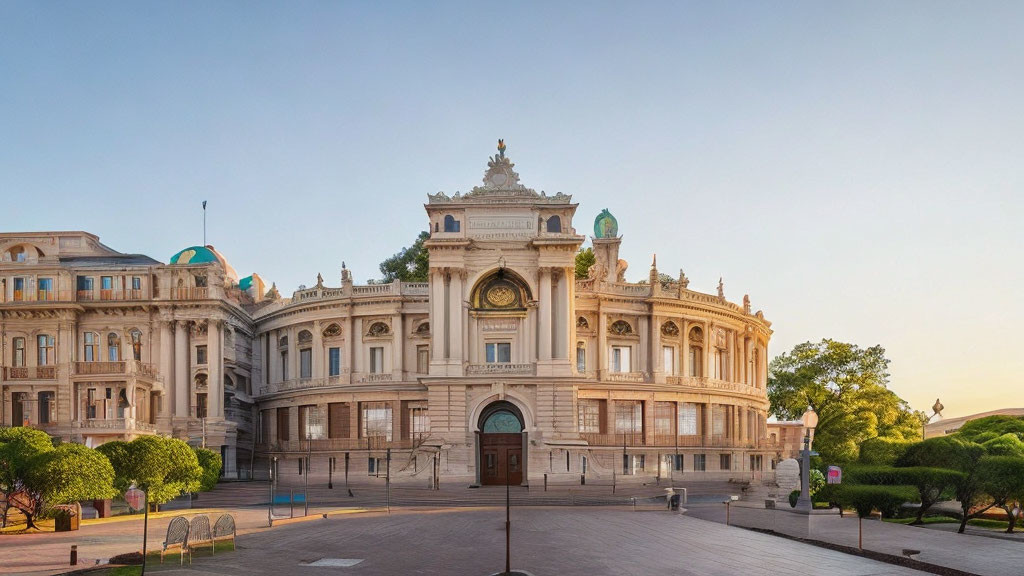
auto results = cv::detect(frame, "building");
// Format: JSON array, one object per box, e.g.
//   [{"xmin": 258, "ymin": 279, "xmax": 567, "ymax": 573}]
[
  {"xmin": 765, "ymin": 420, "xmax": 806, "ymax": 465},
  {"xmin": 924, "ymin": 408, "xmax": 1024, "ymax": 439},
  {"xmin": 1, "ymin": 143, "xmax": 775, "ymax": 484}
]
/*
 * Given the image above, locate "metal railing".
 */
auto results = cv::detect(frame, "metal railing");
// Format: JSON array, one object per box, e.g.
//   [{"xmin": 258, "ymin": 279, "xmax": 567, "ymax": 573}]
[
  {"xmin": 580, "ymin": 432, "xmax": 761, "ymax": 449},
  {"xmin": 2, "ymin": 365, "xmax": 57, "ymax": 380}
]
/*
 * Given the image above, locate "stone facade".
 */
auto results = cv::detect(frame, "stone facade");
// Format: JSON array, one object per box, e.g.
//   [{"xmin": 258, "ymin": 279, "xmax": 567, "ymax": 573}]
[{"xmin": 1, "ymin": 145, "xmax": 774, "ymax": 484}]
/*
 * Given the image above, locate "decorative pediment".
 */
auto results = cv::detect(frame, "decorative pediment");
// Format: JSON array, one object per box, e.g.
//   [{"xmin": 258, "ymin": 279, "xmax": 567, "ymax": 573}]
[{"xmin": 427, "ymin": 141, "xmax": 572, "ymax": 205}]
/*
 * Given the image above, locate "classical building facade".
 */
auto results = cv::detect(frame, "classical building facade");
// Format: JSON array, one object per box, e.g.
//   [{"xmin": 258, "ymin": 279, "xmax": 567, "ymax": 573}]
[{"xmin": 1, "ymin": 144, "xmax": 775, "ymax": 484}]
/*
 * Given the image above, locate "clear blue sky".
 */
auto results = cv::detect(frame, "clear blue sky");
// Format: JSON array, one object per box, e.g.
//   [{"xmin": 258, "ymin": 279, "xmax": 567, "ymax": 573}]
[{"xmin": 3, "ymin": 1, "xmax": 1022, "ymax": 418}]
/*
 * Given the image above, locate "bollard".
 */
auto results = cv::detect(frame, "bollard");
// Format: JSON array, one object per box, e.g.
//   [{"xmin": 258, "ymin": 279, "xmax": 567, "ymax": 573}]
[
  {"xmin": 290, "ymin": 488, "xmax": 294, "ymax": 518},
  {"xmin": 581, "ymin": 473, "xmax": 585, "ymax": 486},
  {"xmin": 544, "ymin": 473, "xmax": 548, "ymax": 492},
  {"xmin": 70, "ymin": 545, "xmax": 77, "ymax": 566}
]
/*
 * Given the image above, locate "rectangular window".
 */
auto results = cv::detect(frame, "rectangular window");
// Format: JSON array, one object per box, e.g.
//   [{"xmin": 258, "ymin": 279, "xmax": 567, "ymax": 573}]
[
  {"xmin": 614, "ymin": 400, "xmax": 643, "ymax": 435},
  {"xmin": 281, "ymin": 351, "xmax": 289, "ymax": 380},
  {"xmin": 576, "ymin": 345, "xmax": 586, "ymax": 372},
  {"xmin": 328, "ymin": 402, "xmax": 350, "ymax": 438},
  {"xmin": 673, "ymin": 454, "xmax": 684, "ymax": 471},
  {"xmin": 610, "ymin": 346, "xmax": 631, "ymax": 372},
  {"xmin": 77, "ymin": 276, "xmax": 94, "ymax": 291},
  {"xmin": 689, "ymin": 347, "xmax": 702, "ymax": 377},
  {"xmin": 196, "ymin": 345, "xmax": 208, "ymax": 365},
  {"xmin": 132, "ymin": 276, "xmax": 142, "ymax": 290},
  {"xmin": 37, "ymin": 278, "xmax": 53, "ymax": 300},
  {"xmin": 101, "ymin": 276, "xmax": 113, "ymax": 290},
  {"xmin": 328, "ymin": 347, "xmax": 341, "ymax": 376},
  {"xmin": 38, "ymin": 391, "xmax": 54, "ymax": 424},
  {"xmin": 654, "ymin": 402, "xmax": 675, "ymax": 438},
  {"xmin": 299, "ymin": 405, "xmax": 325, "ymax": 440},
  {"xmin": 750, "ymin": 455, "xmax": 762, "ymax": 472},
  {"xmin": 713, "ymin": 405, "xmax": 727, "ymax": 437},
  {"xmin": 300, "ymin": 349, "xmax": 312, "ymax": 379},
  {"xmin": 677, "ymin": 403, "xmax": 698, "ymax": 436},
  {"xmin": 196, "ymin": 393, "xmax": 208, "ymax": 418},
  {"xmin": 37, "ymin": 335, "xmax": 54, "ymax": 365},
  {"xmin": 623, "ymin": 454, "xmax": 645, "ymax": 475},
  {"xmin": 694, "ymin": 453, "xmax": 706, "ymax": 471},
  {"xmin": 577, "ymin": 399, "xmax": 603, "ymax": 433},
  {"xmin": 411, "ymin": 407, "xmax": 430, "ymax": 436},
  {"xmin": 13, "ymin": 278, "xmax": 25, "ymax": 301},
  {"xmin": 368, "ymin": 457, "xmax": 383, "ymax": 476},
  {"xmin": 277, "ymin": 407, "xmax": 290, "ymax": 441},
  {"xmin": 13, "ymin": 338, "xmax": 25, "ymax": 367},
  {"xmin": 663, "ymin": 346, "xmax": 675, "ymax": 375},
  {"xmin": 259, "ymin": 409, "xmax": 271, "ymax": 443},
  {"xmin": 361, "ymin": 401, "xmax": 393, "ymax": 441},
  {"xmin": 86, "ymin": 389, "xmax": 97, "ymax": 419},
  {"xmin": 720, "ymin": 454, "xmax": 731, "ymax": 471},
  {"xmin": 485, "ymin": 342, "xmax": 511, "ymax": 363},
  {"xmin": 369, "ymin": 347, "xmax": 384, "ymax": 373},
  {"xmin": 416, "ymin": 345, "xmax": 429, "ymax": 373}
]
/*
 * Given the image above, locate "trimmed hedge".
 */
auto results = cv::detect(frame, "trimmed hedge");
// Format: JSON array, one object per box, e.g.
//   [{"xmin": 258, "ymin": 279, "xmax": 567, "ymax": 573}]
[
  {"xmin": 858, "ymin": 437, "xmax": 913, "ymax": 466},
  {"xmin": 831, "ymin": 484, "xmax": 919, "ymax": 518}
]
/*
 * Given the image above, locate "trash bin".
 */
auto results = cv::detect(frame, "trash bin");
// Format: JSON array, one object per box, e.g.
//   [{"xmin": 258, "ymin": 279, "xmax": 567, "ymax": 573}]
[
  {"xmin": 54, "ymin": 504, "xmax": 80, "ymax": 532},
  {"xmin": 669, "ymin": 494, "xmax": 681, "ymax": 511}
]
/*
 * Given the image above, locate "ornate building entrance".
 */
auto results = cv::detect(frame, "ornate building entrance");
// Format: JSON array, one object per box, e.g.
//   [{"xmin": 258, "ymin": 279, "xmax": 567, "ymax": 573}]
[{"xmin": 478, "ymin": 401, "xmax": 526, "ymax": 486}]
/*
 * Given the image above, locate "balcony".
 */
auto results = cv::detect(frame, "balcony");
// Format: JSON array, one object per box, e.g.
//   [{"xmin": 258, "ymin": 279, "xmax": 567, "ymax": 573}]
[
  {"xmin": 256, "ymin": 375, "xmax": 350, "ymax": 397},
  {"xmin": 664, "ymin": 376, "xmax": 762, "ymax": 397},
  {"xmin": 4, "ymin": 290, "xmax": 75, "ymax": 303},
  {"xmin": 2, "ymin": 366, "xmax": 57, "ymax": 380},
  {"xmin": 172, "ymin": 287, "xmax": 209, "ymax": 300},
  {"xmin": 73, "ymin": 360, "xmax": 158, "ymax": 380},
  {"xmin": 78, "ymin": 418, "xmax": 156, "ymax": 433},
  {"xmin": 580, "ymin": 432, "xmax": 760, "ymax": 449},
  {"xmin": 465, "ymin": 363, "xmax": 535, "ymax": 376},
  {"xmin": 264, "ymin": 436, "xmax": 421, "ymax": 453}
]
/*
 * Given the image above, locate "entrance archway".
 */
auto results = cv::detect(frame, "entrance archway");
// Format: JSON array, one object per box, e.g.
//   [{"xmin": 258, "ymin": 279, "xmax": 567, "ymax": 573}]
[{"xmin": 477, "ymin": 401, "xmax": 526, "ymax": 486}]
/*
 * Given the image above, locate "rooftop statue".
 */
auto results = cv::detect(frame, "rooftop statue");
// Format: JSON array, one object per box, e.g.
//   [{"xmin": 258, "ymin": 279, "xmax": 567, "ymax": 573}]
[{"xmin": 594, "ymin": 209, "xmax": 618, "ymax": 238}]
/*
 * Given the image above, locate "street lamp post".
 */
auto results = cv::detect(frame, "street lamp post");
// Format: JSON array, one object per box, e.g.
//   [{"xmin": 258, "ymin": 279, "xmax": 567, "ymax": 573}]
[
  {"xmin": 795, "ymin": 406, "xmax": 818, "ymax": 512},
  {"xmin": 921, "ymin": 398, "xmax": 944, "ymax": 440}
]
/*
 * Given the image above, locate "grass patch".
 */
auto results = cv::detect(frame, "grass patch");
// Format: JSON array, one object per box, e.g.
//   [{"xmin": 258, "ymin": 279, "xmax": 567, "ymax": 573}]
[
  {"xmin": 883, "ymin": 515, "xmax": 959, "ymax": 525},
  {"xmin": 968, "ymin": 518, "xmax": 1010, "ymax": 530}
]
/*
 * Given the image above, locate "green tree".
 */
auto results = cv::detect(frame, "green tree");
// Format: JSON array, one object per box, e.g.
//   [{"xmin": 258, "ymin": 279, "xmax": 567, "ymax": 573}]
[
  {"xmin": 575, "ymin": 247, "xmax": 595, "ymax": 279},
  {"xmin": 956, "ymin": 415, "xmax": 1024, "ymax": 443},
  {"xmin": 898, "ymin": 436, "xmax": 989, "ymax": 533},
  {"xmin": 768, "ymin": 340, "xmax": 923, "ymax": 462},
  {"xmin": 98, "ymin": 436, "xmax": 202, "ymax": 509},
  {"xmin": 378, "ymin": 231, "xmax": 430, "ymax": 283},
  {"xmin": 978, "ymin": 456, "xmax": 1024, "ymax": 533},
  {"xmin": 20, "ymin": 443, "xmax": 116, "ymax": 529},
  {"xmin": 831, "ymin": 484, "xmax": 919, "ymax": 549},
  {"xmin": 0, "ymin": 427, "xmax": 55, "ymax": 528},
  {"xmin": 981, "ymin": 434, "xmax": 1024, "ymax": 458},
  {"xmin": 858, "ymin": 437, "xmax": 914, "ymax": 466},
  {"xmin": 193, "ymin": 447, "xmax": 222, "ymax": 492}
]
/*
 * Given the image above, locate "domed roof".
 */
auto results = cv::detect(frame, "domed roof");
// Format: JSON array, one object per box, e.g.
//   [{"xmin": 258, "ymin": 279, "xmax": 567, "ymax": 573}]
[{"xmin": 169, "ymin": 245, "xmax": 239, "ymax": 283}]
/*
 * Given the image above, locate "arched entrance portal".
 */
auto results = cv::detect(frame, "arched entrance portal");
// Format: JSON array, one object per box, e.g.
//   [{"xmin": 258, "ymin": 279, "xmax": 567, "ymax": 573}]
[{"xmin": 477, "ymin": 401, "xmax": 526, "ymax": 486}]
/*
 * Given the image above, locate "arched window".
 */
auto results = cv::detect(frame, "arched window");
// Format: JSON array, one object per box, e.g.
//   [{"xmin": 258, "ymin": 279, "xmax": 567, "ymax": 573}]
[
  {"xmin": 546, "ymin": 215, "xmax": 562, "ymax": 233},
  {"xmin": 688, "ymin": 326, "xmax": 703, "ymax": 377},
  {"xmin": 367, "ymin": 322, "xmax": 390, "ymax": 337},
  {"xmin": 12, "ymin": 337, "xmax": 26, "ymax": 367},
  {"xmin": 279, "ymin": 335, "xmax": 288, "ymax": 348},
  {"xmin": 129, "ymin": 329, "xmax": 142, "ymax": 361},
  {"xmin": 576, "ymin": 316, "xmax": 589, "ymax": 329},
  {"xmin": 482, "ymin": 410, "xmax": 523, "ymax": 433},
  {"xmin": 323, "ymin": 323, "xmax": 342, "ymax": 338},
  {"xmin": 107, "ymin": 333, "xmax": 120, "ymax": 362},
  {"xmin": 84, "ymin": 332, "xmax": 98, "ymax": 362},
  {"xmin": 609, "ymin": 320, "xmax": 633, "ymax": 335},
  {"xmin": 415, "ymin": 322, "xmax": 430, "ymax": 335},
  {"xmin": 37, "ymin": 334, "xmax": 54, "ymax": 365},
  {"xmin": 443, "ymin": 215, "xmax": 460, "ymax": 233}
]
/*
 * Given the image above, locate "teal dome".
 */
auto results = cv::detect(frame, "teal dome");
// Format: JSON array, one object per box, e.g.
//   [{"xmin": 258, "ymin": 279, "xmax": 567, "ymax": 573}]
[
  {"xmin": 170, "ymin": 246, "xmax": 220, "ymax": 265},
  {"xmin": 239, "ymin": 275, "xmax": 253, "ymax": 292}
]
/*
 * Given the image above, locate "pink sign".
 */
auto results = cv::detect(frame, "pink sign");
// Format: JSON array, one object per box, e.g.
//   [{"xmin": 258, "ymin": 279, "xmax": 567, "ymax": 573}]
[
  {"xmin": 827, "ymin": 466, "xmax": 842, "ymax": 484},
  {"xmin": 124, "ymin": 487, "xmax": 145, "ymax": 510}
]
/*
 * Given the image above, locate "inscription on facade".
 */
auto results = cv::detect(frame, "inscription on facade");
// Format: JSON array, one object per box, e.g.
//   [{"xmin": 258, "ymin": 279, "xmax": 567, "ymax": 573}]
[
  {"xmin": 481, "ymin": 319, "xmax": 519, "ymax": 332},
  {"xmin": 467, "ymin": 216, "xmax": 535, "ymax": 240}
]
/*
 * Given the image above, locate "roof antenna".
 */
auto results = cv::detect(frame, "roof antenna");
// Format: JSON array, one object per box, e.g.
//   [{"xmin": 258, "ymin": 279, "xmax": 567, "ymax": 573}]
[{"xmin": 202, "ymin": 200, "xmax": 208, "ymax": 246}]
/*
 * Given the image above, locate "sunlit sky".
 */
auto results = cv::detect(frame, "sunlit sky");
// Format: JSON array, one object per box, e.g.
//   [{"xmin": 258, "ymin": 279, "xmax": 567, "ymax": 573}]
[{"xmin": 3, "ymin": 2, "xmax": 1021, "ymax": 419}]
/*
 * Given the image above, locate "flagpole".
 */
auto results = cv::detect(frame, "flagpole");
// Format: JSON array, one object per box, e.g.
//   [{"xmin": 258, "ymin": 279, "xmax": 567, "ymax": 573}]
[{"xmin": 203, "ymin": 201, "xmax": 207, "ymax": 245}]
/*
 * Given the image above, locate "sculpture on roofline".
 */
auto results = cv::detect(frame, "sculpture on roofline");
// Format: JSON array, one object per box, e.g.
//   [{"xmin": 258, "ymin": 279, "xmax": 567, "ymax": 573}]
[{"xmin": 717, "ymin": 277, "xmax": 725, "ymax": 299}]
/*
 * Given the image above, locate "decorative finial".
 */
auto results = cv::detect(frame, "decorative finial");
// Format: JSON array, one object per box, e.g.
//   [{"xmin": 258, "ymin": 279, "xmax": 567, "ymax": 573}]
[
  {"xmin": 717, "ymin": 277, "xmax": 725, "ymax": 299},
  {"xmin": 651, "ymin": 254, "xmax": 657, "ymax": 269},
  {"xmin": 743, "ymin": 294, "xmax": 751, "ymax": 314},
  {"xmin": 497, "ymin": 138, "xmax": 506, "ymax": 158},
  {"xmin": 933, "ymin": 398, "xmax": 944, "ymax": 416}
]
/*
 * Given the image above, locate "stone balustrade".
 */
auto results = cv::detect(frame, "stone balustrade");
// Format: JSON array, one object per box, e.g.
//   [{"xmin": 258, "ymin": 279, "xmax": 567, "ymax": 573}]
[{"xmin": 465, "ymin": 363, "xmax": 535, "ymax": 376}]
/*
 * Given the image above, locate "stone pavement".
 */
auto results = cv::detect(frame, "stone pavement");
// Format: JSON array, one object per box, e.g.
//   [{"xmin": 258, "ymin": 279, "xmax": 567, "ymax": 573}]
[
  {"xmin": 687, "ymin": 502, "xmax": 1024, "ymax": 576},
  {"xmin": 144, "ymin": 507, "xmax": 929, "ymax": 576}
]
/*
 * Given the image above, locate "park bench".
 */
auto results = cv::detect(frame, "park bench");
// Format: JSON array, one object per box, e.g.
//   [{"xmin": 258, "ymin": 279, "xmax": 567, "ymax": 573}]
[
  {"xmin": 212, "ymin": 514, "xmax": 236, "ymax": 553},
  {"xmin": 160, "ymin": 516, "xmax": 190, "ymax": 564},
  {"xmin": 186, "ymin": 515, "xmax": 213, "ymax": 562}
]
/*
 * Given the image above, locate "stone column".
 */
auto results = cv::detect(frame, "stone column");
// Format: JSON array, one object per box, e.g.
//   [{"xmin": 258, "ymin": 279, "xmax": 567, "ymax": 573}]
[
  {"xmin": 431, "ymin": 270, "xmax": 446, "ymax": 363},
  {"xmin": 159, "ymin": 321, "xmax": 173, "ymax": 421},
  {"xmin": 538, "ymin": 268, "xmax": 552, "ymax": 361},
  {"xmin": 392, "ymin": 313, "xmax": 404, "ymax": 381},
  {"xmin": 704, "ymin": 325, "xmax": 713, "ymax": 378},
  {"xmin": 312, "ymin": 320, "xmax": 323, "ymax": 378},
  {"xmin": 681, "ymin": 319, "xmax": 690, "ymax": 378},
  {"xmin": 555, "ymin": 269, "xmax": 571, "ymax": 360},
  {"xmin": 174, "ymin": 321, "xmax": 189, "ymax": 418},
  {"xmin": 287, "ymin": 327, "xmax": 298, "ymax": 382},
  {"xmin": 268, "ymin": 330, "xmax": 279, "ymax": 384},
  {"xmin": 345, "ymin": 316, "xmax": 355, "ymax": 372},
  {"xmin": 651, "ymin": 315, "xmax": 662, "ymax": 378},
  {"xmin": 449, "ymin": 272, "xmax": 463, "ymax": 367},
  {"xmin": 208, "ymin": 320, "xmax": 223, "ymax": 420},
  {"xmin": 597, "ymin": 312, "xmax": 608, "ymax": 377}
]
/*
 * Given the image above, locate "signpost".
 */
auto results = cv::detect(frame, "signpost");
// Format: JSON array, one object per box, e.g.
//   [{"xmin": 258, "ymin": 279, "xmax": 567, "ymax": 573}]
[
  {"xmin": 827, "ymin": 466, "xmax": 842, "ymax": 485},
  {"xmin": 124, "ymin": 485, "xmax": 148, "ymax": 575}
]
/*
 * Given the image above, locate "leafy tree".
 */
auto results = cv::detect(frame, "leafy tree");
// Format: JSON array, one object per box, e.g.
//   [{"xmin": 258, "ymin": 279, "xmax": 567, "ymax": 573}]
[
  {"xmin": 898, "ymin": 436, "xmax": 989, "ymax": 533},
  {"xmin": 0, "ymin": 427, "xmax": 55, "ymax": 528},
  {"xmin": 981, "ymin": 434, "xmax": 1024, "ymax": 458},
  {"xmin": 956, "ymin": 415, "xmax": 1024, "ymax": 444},
  {"xmin": 841, "ymin": 463, "xmax": 963, "ymax": 524},
  {"xmin": 193, "ymin": 447, "xmax": 222, "ymax": 492},
  {"xmin": 768, "ymin": 340, "xmax": 923, "ymax": 462},
  {"xmin": 378, "ymin": 231, "xmax": 430, "ymax": 283},
  {"xmin": 832, "ymin": 484, "xmax": 919, "ymax": 549},
  {"xmin": 978, "ymin": 456, "xmax": 1024, "ymax": 533},
  {"xmin": 858, "ymin": 437, "xmax": 913, "ymax": 466},
  {"xmin": 575, "ymin": 247, "xmax": 595, "ymax": 279},
  {"xmin": 98, "ymin": 436, "xmax": 202, "ymax": 509},
  {"xmin": 20, "ymin": 444, "xmax": 116, "ymax": 529}
]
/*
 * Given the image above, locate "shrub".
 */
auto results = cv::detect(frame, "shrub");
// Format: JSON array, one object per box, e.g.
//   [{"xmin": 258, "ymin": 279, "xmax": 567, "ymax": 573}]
[
  {"xmin": 99, "ymin": 436, "xmax": 202, "ymax": 508},
  {"xmin": 788, "ymin": 490, "xmax": 800, "ymax": 508},
  {"xmin": 833, "ymin": 484, "xmax": 918, "ymax": 518},
  {"xmin": 859, "ymin": 437, "xmax": 913, "ymax": 465},
  {"xmin": 193, "ymin": 447, "xmax": 222, "ymax": 492},
  {"xmin": 981, "ymin": 434, "xmax": 1024, "ymax": 458}
]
